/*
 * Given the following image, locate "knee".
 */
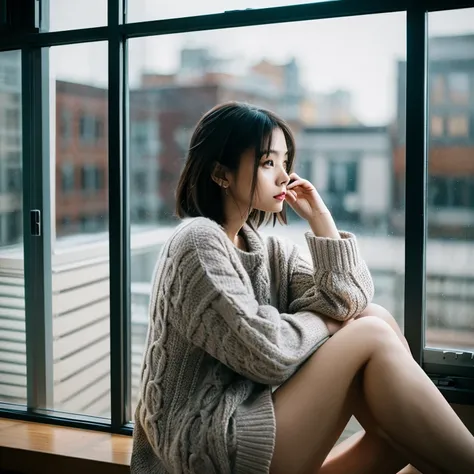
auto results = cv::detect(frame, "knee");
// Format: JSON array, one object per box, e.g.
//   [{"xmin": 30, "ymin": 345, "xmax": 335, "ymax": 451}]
[
  {"xmin": 348, "ymin": 316, "xmax": 401, "ymax": 345},
  {"xmin": 359, "ymin": 303, "xmax": 399, "ymax": 332}
]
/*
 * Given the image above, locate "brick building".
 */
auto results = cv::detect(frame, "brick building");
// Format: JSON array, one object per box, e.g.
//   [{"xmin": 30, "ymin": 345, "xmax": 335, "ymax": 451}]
[
  {"xmin": 0, "ymin": 50, "xmax": 22, "ymax": 246},
  {"xmin": 55, "ymin": 81, "xmax": 108, "ymax": 238},
  {"xmin": 392, "ymin": 34, "xmax": 474, "ymax": 239}
]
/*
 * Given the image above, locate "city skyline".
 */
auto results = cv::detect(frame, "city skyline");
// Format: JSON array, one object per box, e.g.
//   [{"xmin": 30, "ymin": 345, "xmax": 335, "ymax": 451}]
[{"xmin": 48, "ymin": 5, "xmax": 474, "ymax": 124}]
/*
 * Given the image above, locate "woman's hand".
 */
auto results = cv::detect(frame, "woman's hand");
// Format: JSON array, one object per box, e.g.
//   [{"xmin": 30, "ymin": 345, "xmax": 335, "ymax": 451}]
[
  {"xmin": 285, "ymin": 172, "xmax": 330, "ymax": 222},
  {"xmin": 285, "ymin": 172, "xmax": 340, "ymax": 239}
]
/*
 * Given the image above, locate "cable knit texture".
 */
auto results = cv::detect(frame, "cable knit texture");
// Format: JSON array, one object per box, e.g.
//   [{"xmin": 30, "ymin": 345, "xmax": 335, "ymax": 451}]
[{"xmin": 131, "ymin": 216, "xmax": 374, "ymax": 474}]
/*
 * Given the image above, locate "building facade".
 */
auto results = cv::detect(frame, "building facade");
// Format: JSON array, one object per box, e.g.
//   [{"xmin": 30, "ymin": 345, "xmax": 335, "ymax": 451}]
[
  {"xmin": 55, "ymin": 80, "xmax": 108, "ymax": 238},
  {"xmin": 392, "ymin": 34, "xmax": 474, "ymax": 239},
  {"xmin": 298, "ymin": 126, "xmax": 392, "ymax": 232},
  {"xmin": 0, "ymin": 50, "xmax": 22, "ymax": 247}
]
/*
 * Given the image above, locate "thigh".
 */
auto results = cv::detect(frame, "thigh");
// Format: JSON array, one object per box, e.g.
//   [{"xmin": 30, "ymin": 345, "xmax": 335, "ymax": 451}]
[{"xmin": 269, "ymin": 316, "xmax": 397, "ymax": 474}]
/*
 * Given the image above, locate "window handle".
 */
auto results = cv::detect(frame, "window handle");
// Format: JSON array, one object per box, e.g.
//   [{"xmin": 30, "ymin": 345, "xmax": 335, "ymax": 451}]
[{"xmin": 30, "ymin": 209, "xmax": 41, "ymax": 236}]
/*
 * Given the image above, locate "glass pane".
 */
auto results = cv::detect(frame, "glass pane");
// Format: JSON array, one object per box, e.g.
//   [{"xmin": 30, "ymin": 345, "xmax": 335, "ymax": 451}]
[
  {"xmin": 0, "ymin": 50, "xmax": 25, "ymax": 406},
  {"xmin": 48, "ymin": 0, "xmax": 107, "ymax": 31},
  {"xmin": 128, "ymin": 12, "xmax": 406, "ymax": 447},
  {"xmin": 426, "ymin": 8, "xmax": 474, "ymax": 352},
  {"xmin": 50, "ymin": 43, "xmax": 110, "ymax": 417},
  {"xmin": 128, "ymin": 0, "xmax": 338, "ymax": 23}
]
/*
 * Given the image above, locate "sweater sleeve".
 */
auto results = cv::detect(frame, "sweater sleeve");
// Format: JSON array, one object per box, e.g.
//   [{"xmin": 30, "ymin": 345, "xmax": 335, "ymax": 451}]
[
  {"xmin": 287, "ymin": 231, "xmax": 374, "ymax": 321},
  {"xmin": 167, "ymin": 225, "xmax": 330, "ymax": 386}
]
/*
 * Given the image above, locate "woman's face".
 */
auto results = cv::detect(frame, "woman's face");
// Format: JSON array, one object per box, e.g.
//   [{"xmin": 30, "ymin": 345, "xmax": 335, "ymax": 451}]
[{"xmin": 230, "ymin": 127, "xmax": 290, "ymax": 214}]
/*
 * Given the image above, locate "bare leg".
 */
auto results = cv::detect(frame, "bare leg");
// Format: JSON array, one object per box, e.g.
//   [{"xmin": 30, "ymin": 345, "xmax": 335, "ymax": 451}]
[
  {"xmin": 320, "ymin": 304, "xmax": 442, "ymax": 474},
  {"xmin": 269, "ymin": 316, "xmax": 474, "ymax": 474}
]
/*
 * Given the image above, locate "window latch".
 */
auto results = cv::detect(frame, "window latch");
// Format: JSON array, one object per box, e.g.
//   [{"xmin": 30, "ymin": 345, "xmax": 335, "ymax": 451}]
[
  {"xmin": 442, "ymin": 350, "xmax": 474, "ymax": 365},
  {"xmin": 30, "ymin": 210, "xmax": 41, "ymax": 236}
]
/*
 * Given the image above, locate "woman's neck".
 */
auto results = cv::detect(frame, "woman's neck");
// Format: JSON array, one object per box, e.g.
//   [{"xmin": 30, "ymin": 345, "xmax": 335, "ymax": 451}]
[{"xmin": 222, "ymin": 217, "xmax": 247, "ymax": 250}]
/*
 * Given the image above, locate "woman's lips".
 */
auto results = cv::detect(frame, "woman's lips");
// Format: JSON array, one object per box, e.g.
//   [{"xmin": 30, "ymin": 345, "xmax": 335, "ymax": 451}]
[{"xmin": 273, "ymin": 193, "xmax": 286, "ymax": 201}]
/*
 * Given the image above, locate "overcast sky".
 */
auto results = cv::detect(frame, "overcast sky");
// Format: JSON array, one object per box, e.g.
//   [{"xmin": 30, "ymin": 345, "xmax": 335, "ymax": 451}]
[{"xmin": 48, "ymin": 2, "xmax": 474, "ymax": 124}]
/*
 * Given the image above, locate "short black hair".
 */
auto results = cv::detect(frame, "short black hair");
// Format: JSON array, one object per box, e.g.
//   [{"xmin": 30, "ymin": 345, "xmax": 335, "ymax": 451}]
[{"xmin": 175, "ymin": 101, "xmax": 296, "ymax": 228}]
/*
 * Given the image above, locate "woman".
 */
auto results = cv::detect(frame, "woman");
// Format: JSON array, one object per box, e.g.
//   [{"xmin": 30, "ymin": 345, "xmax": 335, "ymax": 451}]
[{"xmin": 131, "ymin": 102, "xmax": 474, "ymax": 474}]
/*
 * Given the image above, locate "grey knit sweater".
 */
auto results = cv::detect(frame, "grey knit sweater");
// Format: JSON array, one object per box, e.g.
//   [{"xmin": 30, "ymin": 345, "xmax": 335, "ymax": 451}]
[{"xmin": 131, "ymin": 216, "xmax": 374, "ymax": 474}]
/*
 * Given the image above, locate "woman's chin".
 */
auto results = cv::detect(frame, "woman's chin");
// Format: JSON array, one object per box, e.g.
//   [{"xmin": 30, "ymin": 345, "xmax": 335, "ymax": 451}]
[{"xmin": 255, "ymin": 201, "xmax": 284, "ymax": 213}]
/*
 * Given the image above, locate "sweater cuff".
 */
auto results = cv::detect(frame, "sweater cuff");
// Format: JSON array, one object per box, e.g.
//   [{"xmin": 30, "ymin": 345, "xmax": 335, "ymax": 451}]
[
  {"xmin": 234, "ymin": 391, "xmax": 276, "ymax": 474},
  {"xmin": 305, "ymin": 230, "xmax": 362, "ymax": 272}
]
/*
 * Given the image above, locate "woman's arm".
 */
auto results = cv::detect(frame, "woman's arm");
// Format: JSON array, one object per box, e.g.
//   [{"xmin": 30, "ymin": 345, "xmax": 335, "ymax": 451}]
[
  {"xmin": 166, "ymin": 224, "xmax": 330, "ymax": 387},
  {"xmin": 283, "ymin": 172, "xmax": 375, "ymax": 320}
]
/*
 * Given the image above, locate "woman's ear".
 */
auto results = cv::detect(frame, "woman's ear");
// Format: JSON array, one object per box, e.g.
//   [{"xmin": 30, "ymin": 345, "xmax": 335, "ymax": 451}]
[{"xmin": 211, "ymin": 162, "xmax": 230, "ymax": 188}]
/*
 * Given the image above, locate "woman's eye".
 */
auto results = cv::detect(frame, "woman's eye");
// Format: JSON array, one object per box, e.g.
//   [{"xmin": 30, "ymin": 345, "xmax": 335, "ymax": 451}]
[{"xmin": 263, "ymin": 160, "xmax": 274, "ymax": 167}]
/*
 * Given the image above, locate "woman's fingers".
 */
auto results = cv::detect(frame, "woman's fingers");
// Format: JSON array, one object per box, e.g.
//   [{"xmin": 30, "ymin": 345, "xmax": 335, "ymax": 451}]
[{"xmin": 285, "ymin": 189, "xmax": 297, "ymax": 203}]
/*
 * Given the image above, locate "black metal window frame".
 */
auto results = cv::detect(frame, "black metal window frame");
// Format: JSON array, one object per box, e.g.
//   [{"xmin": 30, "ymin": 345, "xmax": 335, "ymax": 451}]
[{"xmin": 0, "ymin": 0, "xmax": 473, "ymax": 436}]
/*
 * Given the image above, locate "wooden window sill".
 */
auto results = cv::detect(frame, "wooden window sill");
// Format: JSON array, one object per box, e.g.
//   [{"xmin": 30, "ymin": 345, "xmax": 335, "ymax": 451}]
[{"xmin": 0, "ymin": 418, "xmax": 132, "ymax": 474}]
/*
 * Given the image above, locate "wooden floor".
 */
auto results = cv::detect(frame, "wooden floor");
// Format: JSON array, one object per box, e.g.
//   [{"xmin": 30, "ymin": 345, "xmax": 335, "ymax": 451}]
[{"xmin": 0, "ymin": 418, "xmax": 131, "ymax": 474}]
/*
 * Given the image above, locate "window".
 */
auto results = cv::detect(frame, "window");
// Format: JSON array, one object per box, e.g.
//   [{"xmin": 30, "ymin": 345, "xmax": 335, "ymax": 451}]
[
  {"xmin": 128, "ymin": 11, "xmax": 407, "ymax": 442},
  {"xmin": 429, "ymin": 176, "xmax": 474, "ymax": 208},
  {"xmin": 6, "ymin": 168, "xmax": 22, "ymax": 193},
  {"xmin": 133, "ymin": 171, "xmax": 147, "ymax": 191},
  {"xmin": 61, "ymin": 163, "xmax": 75, "ymax": 193},
  {"xmin": 328, "ymin": 161, "xmax": 358, "ymax": 194},
  {"xmin": 431, "ymin": 74, "xmax": 445, "ymax": 104},
  {"xmin": 131, "ymin": 120, "xmax": 160, "ymax": 157},
  {"xmin": 50, "ymin": 42, "xmax": 110, "ymax": 417},
  {"xmin": 447, "ymin": 114, "xmax": 469, "ymax": 137},
  {"xmin": 5, "ymin": 108, "xmax": 19, "ymax": 130},
  {"xmin": 0, "ymin": 50, "xmax": 24, "ymax": 405},
  {"xmin": 48, "ymin": 0, "xmax": 107, "ymax": 31},
  {"xmin": 431, "ymin": 115, "xmax": 444, "ymax": 137},
  {"xmin": 2, "ymin": 0, "xmax": 473, "ymax": 441},
  {"xmin": 60, "ymin": 109, "xmax": 73, "ymax": 145},
  {"xmin": 128, "ymin": 0, "xmax": 341, "ymax": 22},
  {"xmin": 427, "ymin": 8, "xmax": 474, "ymax": 353},
  {"xmin": 80, "ymin": 164, "xmax": 103, "ymax": 192},
  {"xmin": 447, "ymin": 72, "xmax": 470, "ymax": 105}
]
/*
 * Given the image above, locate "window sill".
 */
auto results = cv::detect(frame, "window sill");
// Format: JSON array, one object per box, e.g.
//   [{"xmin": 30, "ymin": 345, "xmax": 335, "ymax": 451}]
[{"xmin": 0, "ymin": 418, "xmax": 131, "ymax": 474}]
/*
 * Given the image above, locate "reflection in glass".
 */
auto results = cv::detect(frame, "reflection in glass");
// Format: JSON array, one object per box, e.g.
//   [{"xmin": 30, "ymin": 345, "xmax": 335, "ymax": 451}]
[
  {"xmin": 0, "ymin": 50, "xmax": 25, "ymax": 405},
  {"xmin": 128, "ymin": 12, "xmax": 406, "ymax": 446},
  {"xmin": 50, "ymin": 43, "xmax": 110, "ymax": 417},
  {"xmin": 426, "ymin": 8, "xmax": 474, "ymax": 352}
]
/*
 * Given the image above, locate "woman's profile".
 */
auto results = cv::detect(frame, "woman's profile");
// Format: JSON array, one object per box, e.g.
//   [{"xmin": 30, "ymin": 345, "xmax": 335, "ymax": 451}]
[{"xmin": 131, "ymin": 101, "xmax": 474, "ymax": 474}]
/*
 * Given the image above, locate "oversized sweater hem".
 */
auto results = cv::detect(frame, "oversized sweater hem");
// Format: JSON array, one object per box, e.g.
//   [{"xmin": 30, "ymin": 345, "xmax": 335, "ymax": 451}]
[{"xmin": 234, "ymin": 389, "xmax": 276, "ymax": 474}]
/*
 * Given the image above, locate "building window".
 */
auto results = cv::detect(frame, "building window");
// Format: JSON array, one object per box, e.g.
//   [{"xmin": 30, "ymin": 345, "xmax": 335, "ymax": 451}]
[
  {"xmin": 61, "ymin": 163, "xmax": 75, "ymax": 193},
  {"xmin": 80, "ymin": 165, "xmax": 104, "ymax": 192},
  {"xmin": 5, "ymin": 108, "xmax": 19, "ymax": 130},
  {"xmin": 79, "ymin": 114, "xmax": 103, "ymax": 145},
  {"xmin": 429, "ymin": 176, "xmax": 474, "ymax": 208},
  {"xmin": 447, "ymin": 72, "xmax": 470, "ymax": 105},
  {"xmin": 328, "ymin": 161, "xmax": 358, "ymax": 194},
  {"xmin": 6, "ymin": 210, "xmax": 22, "ymax": 244},
  {"xmin": 431, "ymin": 116, "xmax": 444, "ymax": 137},
  {"xmin": 60, "ymin": 109, "xmax": 73, "ymax": 145},
  {"xmin": 95, "ymin": 119, "xmax": 104, "ymax": 140},
  {"xmin": 447, "ymin": 114, "xmax": 469, "ymax": 137},
  {"xmin": 431, "ymin": 74, "xmax": 445, "ymax": 104},
  {"xmin": 0, "ymin": 65, "xmax": 19, "ymax": 87},
  {"xmin": 59, "ymin": 216, "xmax": 72, "ymax": 233},
  {"xmin": 133, "ymin": 170, "xmax": 148, "ymax": 191},
  {"xmin": 131, "ymin": 120, "xmax": 160, "ymax": 157},
  {"xmin": 6, "ymin": 168, "xmax": 22, "ymax": 193}
]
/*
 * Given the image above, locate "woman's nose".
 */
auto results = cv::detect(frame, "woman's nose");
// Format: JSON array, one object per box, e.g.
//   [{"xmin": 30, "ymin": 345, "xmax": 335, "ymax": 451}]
[{"xmin": 280, "ymin": 170, "xmax": 290, "ymax": 186}]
